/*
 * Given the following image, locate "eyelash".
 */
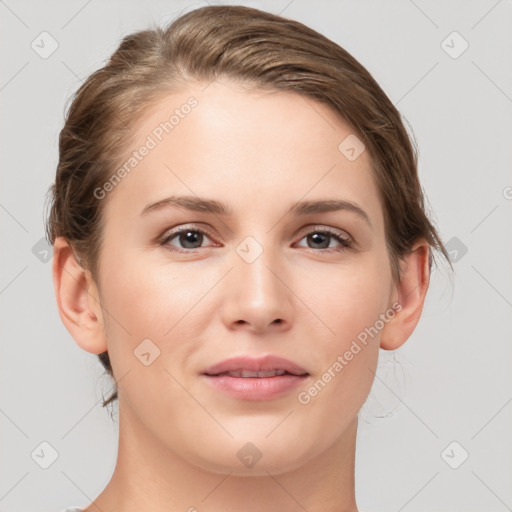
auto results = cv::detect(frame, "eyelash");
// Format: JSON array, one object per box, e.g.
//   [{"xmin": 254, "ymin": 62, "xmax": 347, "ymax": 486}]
[{"xmin": 158, "ymin": 225, "xmax": 353, "ymax": 253}]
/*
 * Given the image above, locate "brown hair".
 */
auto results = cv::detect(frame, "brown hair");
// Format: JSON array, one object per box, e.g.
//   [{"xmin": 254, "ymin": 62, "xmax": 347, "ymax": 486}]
[{"xmin": 45, "ymin": 4, "xmax": 452, "ymax": 408}]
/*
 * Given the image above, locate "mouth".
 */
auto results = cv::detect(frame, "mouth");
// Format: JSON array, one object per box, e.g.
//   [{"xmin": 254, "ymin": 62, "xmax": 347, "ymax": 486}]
[
  {"xmin": 202, "ymin": 372, "xmax": 309, "ymax": 401},
  {"xmin": 201, "ymin": 356, "xmax": 310, "ymax": 401},
  {"xmin": 204, "ymin": 369, "xmax": 308, "ymax": 378},
  {"xmin": 202, "ymin": 354, "xmax": 309, "ymax": 377}
]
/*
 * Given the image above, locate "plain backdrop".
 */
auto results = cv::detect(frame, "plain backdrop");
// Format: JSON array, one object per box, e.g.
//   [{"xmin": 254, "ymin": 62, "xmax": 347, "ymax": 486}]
[{"xmin": 1, "ymin": 1, "xmax": 511, "ymax": 511}]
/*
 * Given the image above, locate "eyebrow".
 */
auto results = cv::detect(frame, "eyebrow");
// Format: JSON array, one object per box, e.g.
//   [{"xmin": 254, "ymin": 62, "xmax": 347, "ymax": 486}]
[{"xmin": 140, "ymin": 195, "xmax": 372, "ymax": 228}]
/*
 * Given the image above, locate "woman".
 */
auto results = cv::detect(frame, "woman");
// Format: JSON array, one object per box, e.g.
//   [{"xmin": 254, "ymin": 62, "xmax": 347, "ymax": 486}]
[{"xmin": 46, "ymin": 4, "xmax": 451, "ymax": 511}]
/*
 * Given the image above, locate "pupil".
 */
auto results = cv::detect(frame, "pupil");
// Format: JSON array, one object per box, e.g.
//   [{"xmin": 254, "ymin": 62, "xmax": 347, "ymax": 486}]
[
  {"xmin": 310, "ymin": 232, "xmax": 328, "ymax": 248},
  {"xmin": 181, "ymin": 231, "xmax": 201, "ymax": 248}
]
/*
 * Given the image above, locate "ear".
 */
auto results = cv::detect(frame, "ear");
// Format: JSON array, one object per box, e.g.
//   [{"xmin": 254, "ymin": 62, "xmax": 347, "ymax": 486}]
[
  {"xmin": 380, "ymin": 239, "xmax": 431, "ymax": 350},
  {"xmin": 52, "ymin": 236, "xmax": 108, "ymax": 354}
]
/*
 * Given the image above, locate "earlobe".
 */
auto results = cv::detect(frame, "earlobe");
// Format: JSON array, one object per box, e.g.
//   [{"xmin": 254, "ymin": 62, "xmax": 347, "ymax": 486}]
[
  {"xmin": 379, "ymin": 240, "xmax": 431, "ymax": 351},
  {"xmin": 52, "ymin": 236, "xmax": 108, "ymax": 354}
]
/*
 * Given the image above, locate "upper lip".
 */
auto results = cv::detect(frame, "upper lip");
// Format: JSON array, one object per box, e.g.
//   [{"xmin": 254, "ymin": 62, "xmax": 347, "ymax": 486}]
[{"xmin": 202, "ymin": 355, "xmax": 309, "ymax": 376}]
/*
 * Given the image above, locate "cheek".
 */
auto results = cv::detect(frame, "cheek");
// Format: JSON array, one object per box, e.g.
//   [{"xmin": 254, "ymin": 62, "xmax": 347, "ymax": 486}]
[
  {"xmin": 97, "ymin": 254, "xmax": 206, "ymax": 413},
  {"xmin": 98, "ymin": 251, "xmax": 214, "ymax": 377},
  {"xmin": 100, "ymin": 238, "xmax": 392, "ymax": 364},
  {"xmin": 302, "ymin": 252, "xmax": 391, "ymax": 400},
  {"xmin": 296, "ymin": 262, "xmax": 386, "ymax": 422},
  {"xmin": 100, "ymin": 250, "xmax": 201, "ymax": 332},
  {"xmin": 308, "ymin": 253, "xmax": 392, "ymax": 341}
]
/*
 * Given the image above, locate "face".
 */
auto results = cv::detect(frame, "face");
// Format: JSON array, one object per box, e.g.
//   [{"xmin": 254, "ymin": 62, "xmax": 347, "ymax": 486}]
[{"xmin": 94, "ymin": 78, "xmax": 397, "ymax": 475}]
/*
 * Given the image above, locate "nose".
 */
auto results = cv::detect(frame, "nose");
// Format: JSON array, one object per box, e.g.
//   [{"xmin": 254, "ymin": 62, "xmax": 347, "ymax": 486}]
[{"xmin": 221, "ymin": 243, "xmax": 294, "ymax": 334}]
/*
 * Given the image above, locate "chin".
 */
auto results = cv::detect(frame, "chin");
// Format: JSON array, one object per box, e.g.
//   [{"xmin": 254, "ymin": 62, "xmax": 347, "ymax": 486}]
[{"xmin": 182, "ymin": 434, "xmax": 314, "ymax": 476}]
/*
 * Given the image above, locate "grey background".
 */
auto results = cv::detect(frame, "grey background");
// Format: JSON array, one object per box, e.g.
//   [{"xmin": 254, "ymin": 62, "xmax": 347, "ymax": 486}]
[{"xmin": 1, "ymin": 1, "xmax": 511, "ymax": 511}]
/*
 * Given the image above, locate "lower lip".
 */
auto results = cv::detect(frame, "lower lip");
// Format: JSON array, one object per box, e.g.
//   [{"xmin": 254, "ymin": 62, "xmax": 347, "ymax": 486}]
[{"xmin": 202, "ymin": 373, "xmax": 309, "ymax": 401}]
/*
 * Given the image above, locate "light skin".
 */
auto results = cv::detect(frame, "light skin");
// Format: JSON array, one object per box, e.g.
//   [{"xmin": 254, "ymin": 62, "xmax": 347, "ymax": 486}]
[{"xmin": 53, "ymin": 78, "xmax": 430, "ymax": 512}]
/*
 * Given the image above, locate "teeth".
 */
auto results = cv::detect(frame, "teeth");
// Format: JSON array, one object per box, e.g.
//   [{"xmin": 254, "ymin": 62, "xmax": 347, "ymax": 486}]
[{"xmin": 225, "ymin": 369, "xmax": 287, "ymax": 378}]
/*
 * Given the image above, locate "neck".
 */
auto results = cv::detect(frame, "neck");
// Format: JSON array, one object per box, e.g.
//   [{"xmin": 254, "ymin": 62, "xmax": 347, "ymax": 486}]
[{"xmin": 86, "ymin": 400, "xmax": 360, "ymax": 512}]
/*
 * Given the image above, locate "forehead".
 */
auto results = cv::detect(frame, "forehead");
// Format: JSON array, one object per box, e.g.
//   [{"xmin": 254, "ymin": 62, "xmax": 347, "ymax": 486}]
[{"xmin": 101, "ymin": 79, "xmax": 383, "ymax": 229}]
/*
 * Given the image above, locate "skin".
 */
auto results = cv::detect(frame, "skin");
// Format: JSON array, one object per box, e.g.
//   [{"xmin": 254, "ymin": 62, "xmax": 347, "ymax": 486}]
[{"xmin": 53, "ymin": 78, "xmax": 430, "ymax": 512}]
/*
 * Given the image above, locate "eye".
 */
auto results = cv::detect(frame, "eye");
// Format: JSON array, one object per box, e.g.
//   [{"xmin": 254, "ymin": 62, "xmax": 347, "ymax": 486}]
[
  {"xmin": 159, "ymin": 224, "xmax": 353, "ymax": 253},
  {"xmin": 159, "ymin": 226, "xmax": 216, "ymax": 252},
  {"xmin": 295, "ymin": 227, "xmax": 353, "ymax": 252}
]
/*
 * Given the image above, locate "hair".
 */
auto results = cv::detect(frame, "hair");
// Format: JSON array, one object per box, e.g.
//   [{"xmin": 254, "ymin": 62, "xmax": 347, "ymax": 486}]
[{"xmin": 45, "ymin": 4, "xmax": 453, "ymax": 408}]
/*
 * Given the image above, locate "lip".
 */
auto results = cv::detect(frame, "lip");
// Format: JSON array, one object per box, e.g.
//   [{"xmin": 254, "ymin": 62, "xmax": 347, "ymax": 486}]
[
  {"xmin": 202, "ymin": 373, "xmax": 309, "ymax": 400},
  {"xmin": 202, "ymin": 355, "xmax": 308, "ymax": 377},
  {"xmin": 201, "ymin": 355, "xmax": 310, "ymax": 401}
]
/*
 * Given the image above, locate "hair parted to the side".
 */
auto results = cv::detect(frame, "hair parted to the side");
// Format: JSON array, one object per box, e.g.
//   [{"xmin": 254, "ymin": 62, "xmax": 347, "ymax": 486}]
[{"xmin": 45, "ymin": 4, "xmax": 452, "ymax": 408}]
